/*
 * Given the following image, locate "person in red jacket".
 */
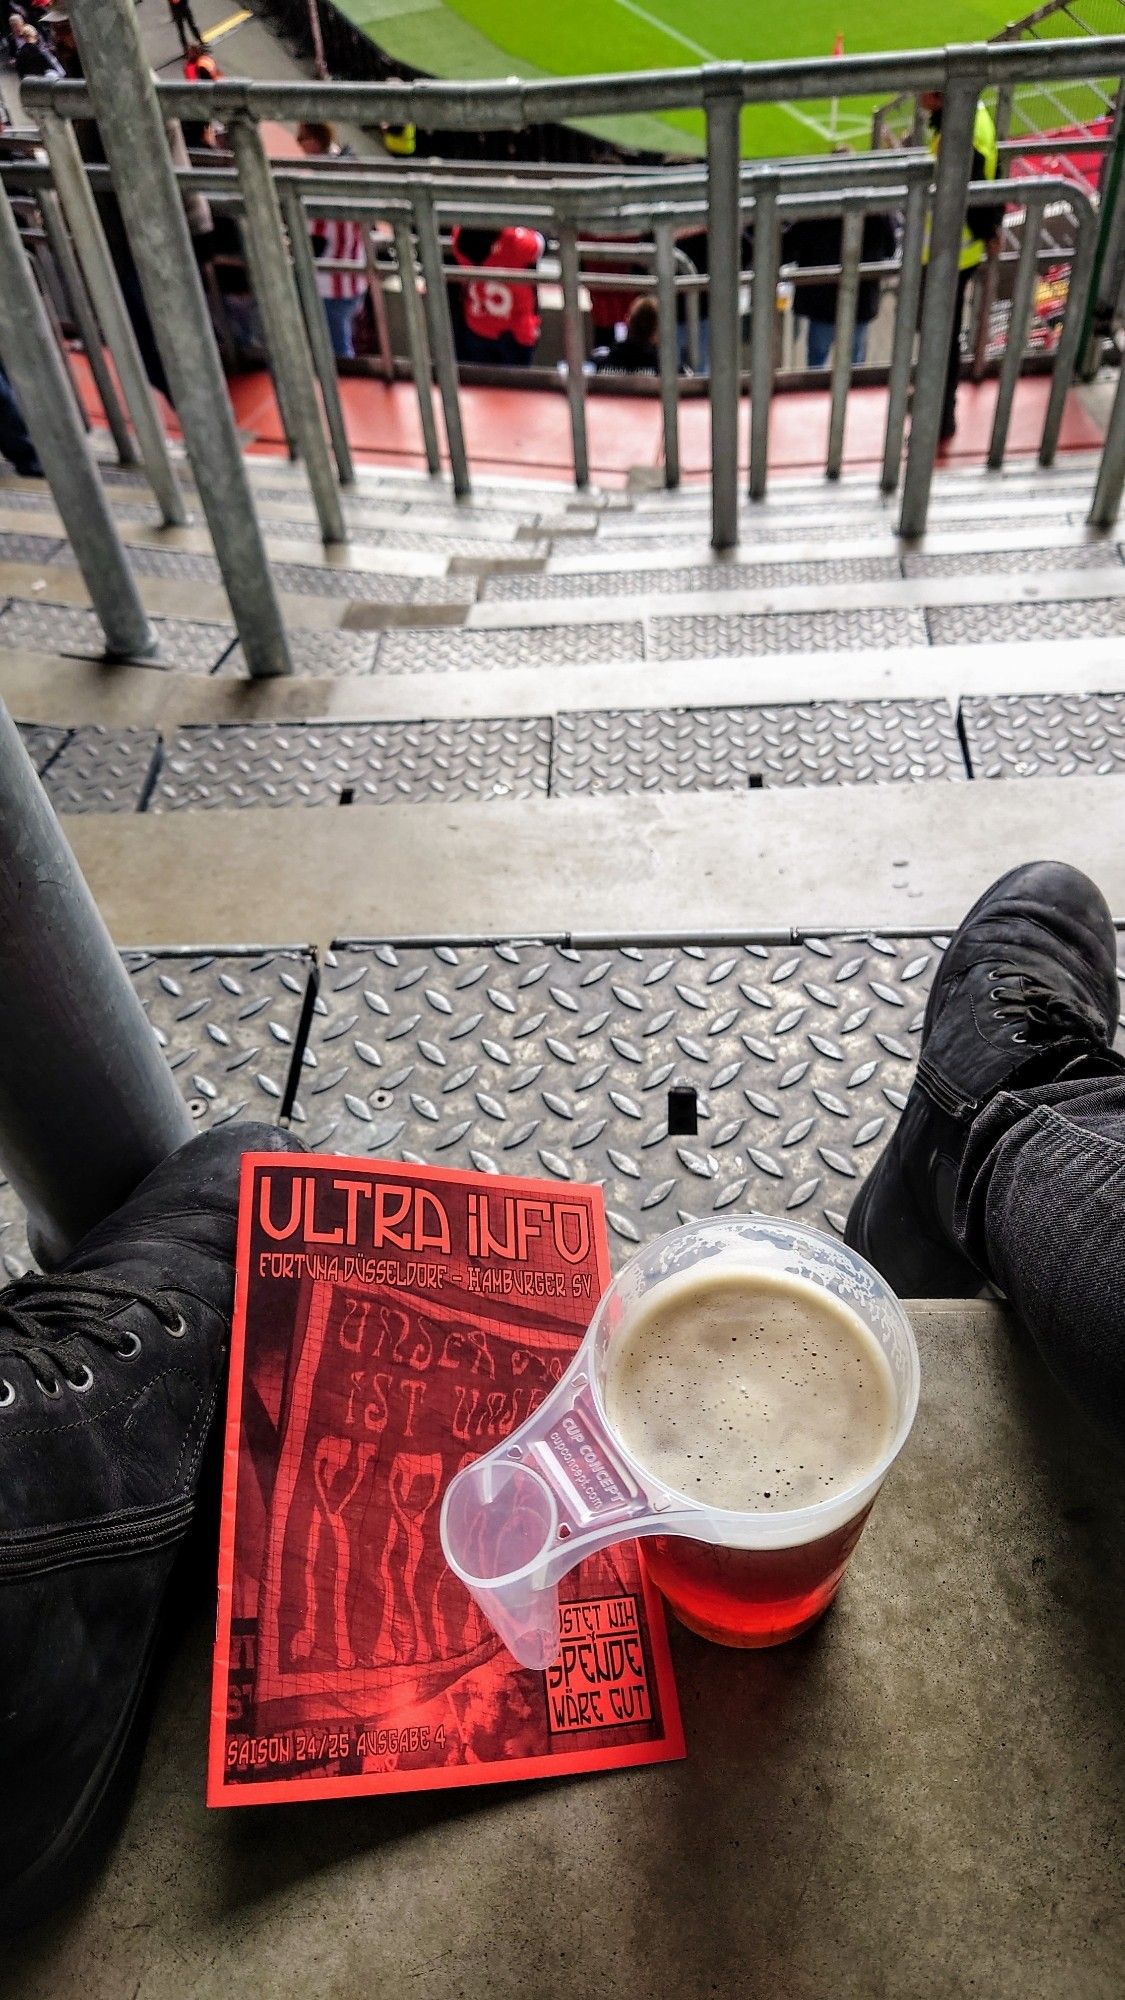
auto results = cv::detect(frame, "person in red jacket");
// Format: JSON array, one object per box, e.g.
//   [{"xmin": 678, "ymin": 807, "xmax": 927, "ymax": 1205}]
[{"xmin": 450, "ymin": 224, "xmax": 544, "ymax": 366}]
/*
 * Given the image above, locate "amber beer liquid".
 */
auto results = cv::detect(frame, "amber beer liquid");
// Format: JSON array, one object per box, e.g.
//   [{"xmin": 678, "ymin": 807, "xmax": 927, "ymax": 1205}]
[{"xmin": 604, "ymin": 1268, "xmax": 899, "ymax": 1647}]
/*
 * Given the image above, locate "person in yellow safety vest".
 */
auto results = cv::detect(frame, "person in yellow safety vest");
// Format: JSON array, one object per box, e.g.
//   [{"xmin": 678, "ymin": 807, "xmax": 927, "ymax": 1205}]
[
  {"xmin": 379, "ymin": 78, "xmax": 416, "ymax": 158},
  {"xmin": 919, "ymin": 90, "xmax": 1004, "ymax": 442}
]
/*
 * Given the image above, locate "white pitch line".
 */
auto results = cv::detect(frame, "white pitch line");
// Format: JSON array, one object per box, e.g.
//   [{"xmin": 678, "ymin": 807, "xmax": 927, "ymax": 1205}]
[{"xmin": 609, "ymin": 0, "xmax": 849, "ymax": 146}]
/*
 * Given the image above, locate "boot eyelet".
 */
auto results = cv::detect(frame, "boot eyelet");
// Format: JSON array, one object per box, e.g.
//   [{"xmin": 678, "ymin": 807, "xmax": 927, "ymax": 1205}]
[
  {"xmin": 161, "ymin": 1311, "xmax": 187, "ymax": 1340},
  {"xmin": 65, "ymin": 1364, "xmax": 94, "ymax": 1393},
  {"xmin": 36, "ymin": 1375, "xmax": 61, "ymax": 1398},
  {"xmin": 0, "ymin": 1379, "xmax": 14, "ymax": 1409},
  {"xmin": 115, "ymin": 1332, "xmax": 142, "ymax": 1361},
  {"xmin": 1012, "ymin": 1031, "xmax": 1027, "ymax": 1044}
]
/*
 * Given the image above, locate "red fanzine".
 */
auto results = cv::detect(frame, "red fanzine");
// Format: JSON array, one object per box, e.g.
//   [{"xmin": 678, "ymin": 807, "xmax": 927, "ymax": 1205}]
[{"xmin": 208, "ymin": 1154, "xmax": 684, "ymax": 1805}]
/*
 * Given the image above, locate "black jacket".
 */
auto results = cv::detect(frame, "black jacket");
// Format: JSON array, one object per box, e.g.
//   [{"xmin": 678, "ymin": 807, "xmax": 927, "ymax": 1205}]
[{"xmin": 783, "ymin": 211, "xmax": 897, "ymax": 325}]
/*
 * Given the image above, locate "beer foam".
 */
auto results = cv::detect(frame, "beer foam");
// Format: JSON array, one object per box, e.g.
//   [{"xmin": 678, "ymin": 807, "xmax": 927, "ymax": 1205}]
[{"xmin": 603, "ymin": 1267, "xmax": 896, "ymax": 1513}]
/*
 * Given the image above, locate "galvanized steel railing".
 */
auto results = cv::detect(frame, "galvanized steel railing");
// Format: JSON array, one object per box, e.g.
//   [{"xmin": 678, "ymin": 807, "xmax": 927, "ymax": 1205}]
[{"xmin": 2, "ymin": 15, "xmax": 1123, "ymax": 674}]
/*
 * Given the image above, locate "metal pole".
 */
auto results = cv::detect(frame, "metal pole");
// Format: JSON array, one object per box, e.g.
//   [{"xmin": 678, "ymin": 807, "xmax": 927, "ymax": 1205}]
[
  {"xmin": 558, "ymin": 222, "xmax": 589, "ymax": 490},
  {"xmin": 0, "ymin": 701, "xmax": 193, "ymax": 1267},
  {"xmin": 655, "ymin": 219, "xmax": 680, "ymax": 488},
  {"xmin": 365, "ymin": 228, "xmax": 395, "ymax": 382},
  {"xmin": 414, "ymin": 188, "xmax": 470, "ymax": 497},
  {"xmin": 748, "ymin": 176, "xmax": 778, "ymax": 502},
  {"xmin": 881, "ymin": 176, "xmax": 927, "ymax": 493},
  {"xmin": 1088, "ymin": 356, "xmax": 1125, "ymax": 528},
  {"xmin": 37, "ymin": 111, "xmax": 186, "ymax": 528},
  {"xmin": 38, "ymin": 189, "xmax": 136, "ymax": 467},
  {"xmin": 392, "ymin": 217, "xmax": 441, "ymax": 476},
  {"xmin": 900, "ymin": 69, "xmax": 981, "ymax": 538},
  {"xmin": 1040, "ymin": 193, "xmax": 1098, "ymax": 466},
  {"xmin": 987, "ymin": 189, "xmax": 1045, "ymax": 469},
  {"xmin": 278, "ymin": 180, "xmax": 354, "ymax": 485},
  {"xmin": 705, "ymin": 75, "xmax": 743, "ymax": 550},
  {"xmin": 52, "ymin": 0, "xmax": 293, "ymax": 677},
  {"xmin": 0, "ymin": 177, "xmax": 154, "ymax": 660},
  {"xmin": 826, "ymin": 204, "xmax": 863, "ymax": 480},
  {"xmin": 228, "ymin": 114, "xmax": 346, "ymax": 544},
  {"xmin": 1079, "ymin": 87, "xmax": 1125, "ymax": 373}
]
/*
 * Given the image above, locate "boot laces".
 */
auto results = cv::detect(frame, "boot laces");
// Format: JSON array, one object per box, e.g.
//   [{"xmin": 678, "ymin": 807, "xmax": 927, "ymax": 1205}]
[
  {"xmin": 987, "ymin": 963, "xmax": 1109, "ymax": 1049},
  {"xmin": 0, "ymin": 1273, "xmax": 185, "ymax": 1404}
]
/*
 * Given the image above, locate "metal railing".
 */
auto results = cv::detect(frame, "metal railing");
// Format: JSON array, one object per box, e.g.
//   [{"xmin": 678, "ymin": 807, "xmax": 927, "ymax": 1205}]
[{"xmin": 0, "ymin": 19, "xmax": 1120, "ymax": 672}]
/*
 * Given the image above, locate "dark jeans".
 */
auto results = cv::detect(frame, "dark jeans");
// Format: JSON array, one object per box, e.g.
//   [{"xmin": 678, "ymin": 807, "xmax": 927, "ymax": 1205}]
[
  {"xmin": 169, "ymin": 0, "xmax": 204, "ymax": 52},
  {"xmin": 457, "ymin": 327, "xmax": 535, "ymax": 368},
  {"xmin": 0, "ymin": 364, "xmax": 41, "ymax": 476},
  {"xmin": 953, "ymin": 1065, "xmax": 1125, "ymax": 1439}
]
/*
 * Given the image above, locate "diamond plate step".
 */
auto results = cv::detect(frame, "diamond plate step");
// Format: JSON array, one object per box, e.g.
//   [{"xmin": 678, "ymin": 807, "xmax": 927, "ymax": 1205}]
[
  {"xmin": 0, "ymin": 530, "xmax": 66, "ymax": 565},
  {"xmin": 647, "ymin": 608, "xmax": 929, "ymax": 658},
  {"xmin": 552, "ymin": 700, "xmax": 966, "ymax": 792},
  {"xmin": 0, "ymin": 946, "xmax": 314, "ymax": 1278},
  {"xmin": 15, "ymin": 721, "xmax": 70, "ymax": 772},
  {"xmin": 480, "ymin": 553, "xmax": 901, "ymax": 602},
  {"xmin": 220, "ymin": 628, "xmax": 379, "ymax": 678},
  {"xmin": 299, "ymin": 934, "xmax": 1125, "ymax": 1254},
  {"xmin": 903, "ymin": 543, "xmax": 1123, "ymax": 580},
  {"xmin": 374, "ymin": 622, "xmax": 645, "ymax": 674},
  {"xmin": 47, "ymin": 541, "xmax": 477, "ymax": 607},
  {"xmin": 927, "ymin": 599, "xmax": 1125, "ymax": 645},
  {"xmin": 960, "ymin": 692, "xmax": 1125, "ymax": 777},
  {"xmin": 39, "ymin": 725, "xmax": 162, "ymax": 813},
  {"xmin": 297, "ymin": 936, "xmax": 944, "ymax": 1248},
  {"xmin": 152, "ymin": 718, "xmax": 552, "ymax": 808},
  {"xmin": 0, "ymin": 601, "xmax": 235, "ymax": 671}
]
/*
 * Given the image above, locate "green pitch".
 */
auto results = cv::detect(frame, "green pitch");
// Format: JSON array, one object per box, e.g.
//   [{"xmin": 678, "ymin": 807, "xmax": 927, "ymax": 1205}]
[{"xmin": 333, "ymin": 0, "xmax": 1109, "ymax": 154}]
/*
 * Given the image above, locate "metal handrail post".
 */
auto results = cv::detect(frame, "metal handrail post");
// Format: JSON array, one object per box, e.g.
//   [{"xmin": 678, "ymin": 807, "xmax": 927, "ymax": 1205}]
[
  {"xmin": 559, "ymin": 222, "xmax": 589, "ymax": 489},
  {"xmin": 1088, "ymin": 358, "xmax": 1125, "ymax": 527},
  {"xmin": 987, "ymin": 188, "xmax": 1046, "ymax": 467},
  {"xmin": 228, "ymin": 114, "xmax": 346, "ymax": 544},
  {"xmin": 655, "ymin": 219, "xmax": 680, "ymax": 487},
  {"xmin": 826, "ymin": 204, "xmax": 863, "ymax": 480},
  {"xmin": 705, "ymin": 72, "xmax": 743, "ymax": 549},
  {"xmin": 413, "ymin": 188, "xmax": 470, "ymax": 497},
  {"xmin": 0, "ymin": 700, "xmax": 193, "ymax": 1266},
  {"xmin": 1039, "ymin": 192, "xmax": 1098, "ymax": 465},
  {"xmin": 278, "ymin": 180, "xmax": 354, "ymax": 485},
  {"xmin": 899, "ymin": 67, "xmax": 983, "ymax": 538},
  {"xmin": 365, "ymin": 230, "xmax": 395, "ymax": 382},
  {"xmin": 748, "ymin": 177, "xmax": 778, "ymax": 501},
  {"xmin": 391, "ymin": 218, "xmax": 441, "ymax": 475},
  {"xmin": 37, "ymin": 188, "xmax": 136, "ymax": 467},
  {"xmin": 49, "ymin": 0, "xmax": 293, "ymax": 677},
  {"xmin": 881, "ymin": 177, "xmax": 928, "ymax": 493},
  {"xmin": 37, "ymin": 110, "xmax": 186, "ymax": 526},
  {"xmin": 0, "ymin": 177, "xmax": 154, "ymax": 660}
]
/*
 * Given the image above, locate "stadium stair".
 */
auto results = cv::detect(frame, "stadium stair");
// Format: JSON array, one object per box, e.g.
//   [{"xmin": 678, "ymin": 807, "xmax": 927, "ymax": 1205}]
[{"xmin": 1, "ymin": 441, "xmax": 1123, "ymax": 1273}]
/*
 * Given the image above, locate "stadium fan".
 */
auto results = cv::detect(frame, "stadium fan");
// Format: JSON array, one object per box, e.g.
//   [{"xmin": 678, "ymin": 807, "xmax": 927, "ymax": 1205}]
[
  {"xmin": 782, "ymin": 204, "xmax": 898, "ymax": 370},
  {"xmin": 296, "ymin": 121, "xmax": 369, "ymax": 360},
  {"xmin": 378, "ymin": 77, "xmax": 416, "ymax": 159},
  {"xmin": 594, "ymin": 295, "xmax": 660, "ymax": 376},
  {"xmin": 449, "ymin": 223, "xmax": 544, "ymax": 367}
]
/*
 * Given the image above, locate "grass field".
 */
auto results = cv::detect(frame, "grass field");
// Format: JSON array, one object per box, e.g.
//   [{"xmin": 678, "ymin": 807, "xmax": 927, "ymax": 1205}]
[{"xmin": 332, "ymin": 0, "xmax": 1121, "ymax": 154}]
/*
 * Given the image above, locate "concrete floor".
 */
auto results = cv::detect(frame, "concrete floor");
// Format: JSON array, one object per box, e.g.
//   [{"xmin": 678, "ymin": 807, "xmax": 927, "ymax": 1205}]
[{"xmin": 5, "ymin": 1300, "xmax": 1122, "ymax": 2000}]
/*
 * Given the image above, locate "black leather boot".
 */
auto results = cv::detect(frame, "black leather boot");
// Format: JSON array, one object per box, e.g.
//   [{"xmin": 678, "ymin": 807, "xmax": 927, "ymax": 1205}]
[
  {"xmin": 846, "ymin": 862, "xmax": 1121, "ymax": 1296},
  {"xmin": 0, "ymin": 1121, "xmax": 295, "ymax": 1930}
]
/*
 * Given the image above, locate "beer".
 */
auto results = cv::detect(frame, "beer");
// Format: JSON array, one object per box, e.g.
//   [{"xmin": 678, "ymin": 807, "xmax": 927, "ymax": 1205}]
[{"xmin": 604, "ymin": 1267, "xmax": 897, "ymax": 1646}]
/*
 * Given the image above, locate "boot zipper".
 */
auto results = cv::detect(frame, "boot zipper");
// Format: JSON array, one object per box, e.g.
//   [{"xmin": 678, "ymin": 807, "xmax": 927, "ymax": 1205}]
[{"xmin": 0, "ymin": 1496, "xmax": 197, "ymax": 1579}]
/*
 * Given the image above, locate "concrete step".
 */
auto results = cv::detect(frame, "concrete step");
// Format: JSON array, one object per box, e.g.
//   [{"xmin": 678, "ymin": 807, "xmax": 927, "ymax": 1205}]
[{"xmin": 56, "ymin": 771, "xmax": 1125, "ymax": 955}]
